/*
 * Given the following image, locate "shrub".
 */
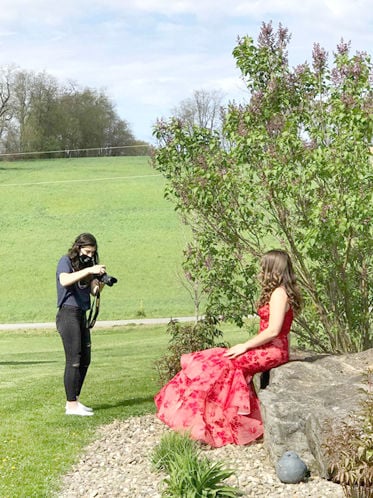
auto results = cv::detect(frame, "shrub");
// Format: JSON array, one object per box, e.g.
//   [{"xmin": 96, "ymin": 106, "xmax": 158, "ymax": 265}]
[
  {"xmin": 154, "ymin": 316, "xmax": 229, "ymax": 386},
  {"xmin": 153, "ymin": 22, "xmax": 373, "ymax": 353},
  {"xmin": 323, "ymin": 368, "xmax": 373, "ymax": 497}
]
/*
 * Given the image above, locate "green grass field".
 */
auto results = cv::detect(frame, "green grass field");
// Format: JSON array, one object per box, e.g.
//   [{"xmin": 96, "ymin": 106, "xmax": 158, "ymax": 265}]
[
  {"xmin": 0, "ymin": 156, "xmax": 195, "ymax": 323},
  {"xmin": 0, "ymin": 324, "xmax": 249, "ymax": 497}
]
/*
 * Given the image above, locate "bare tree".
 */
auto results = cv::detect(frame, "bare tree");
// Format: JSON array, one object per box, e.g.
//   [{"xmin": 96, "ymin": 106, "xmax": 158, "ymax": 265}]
[
  {"xmin": 171, "ymin": 89, "xmax": 226, "ymax": 133},
  {"xmin": 0, "ymin": 66, "xmax": 15, "ymax": 141}
]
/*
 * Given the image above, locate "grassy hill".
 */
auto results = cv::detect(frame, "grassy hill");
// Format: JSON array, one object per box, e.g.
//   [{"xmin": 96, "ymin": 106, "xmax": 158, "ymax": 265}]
[{"xmin": 0, "ymin": 156, "xmax": 195, "ymax": 323}]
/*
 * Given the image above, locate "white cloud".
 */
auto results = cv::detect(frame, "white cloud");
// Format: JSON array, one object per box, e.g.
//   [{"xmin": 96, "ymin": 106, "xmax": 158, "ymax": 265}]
[{"xmin": 0, "ymin": 0, "xmax": 371, "ymax": 142}]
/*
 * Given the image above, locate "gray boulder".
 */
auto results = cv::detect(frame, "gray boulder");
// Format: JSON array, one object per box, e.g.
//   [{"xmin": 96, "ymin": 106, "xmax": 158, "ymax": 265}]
[{"xmin": 258, "ymin": 348, "xmax": 373, "ymax": 478}]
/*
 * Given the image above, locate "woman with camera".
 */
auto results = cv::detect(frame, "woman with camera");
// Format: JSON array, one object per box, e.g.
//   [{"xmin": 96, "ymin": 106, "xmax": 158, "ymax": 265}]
[{"xmin": 56, "ymin": 233, "xmax": 106, "ymax": 416}]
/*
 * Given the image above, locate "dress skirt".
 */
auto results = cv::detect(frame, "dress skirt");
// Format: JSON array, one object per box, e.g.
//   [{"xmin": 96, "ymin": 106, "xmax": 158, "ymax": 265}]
[{"xmin": 155, "ymin": 305, "xmax": 292, "ymax": 447}]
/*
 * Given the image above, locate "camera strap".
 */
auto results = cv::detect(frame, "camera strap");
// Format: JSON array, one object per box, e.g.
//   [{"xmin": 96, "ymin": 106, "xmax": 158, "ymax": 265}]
[{"xmin": 87, "ymin": 291, "xmax": 100, "ymax": 329}]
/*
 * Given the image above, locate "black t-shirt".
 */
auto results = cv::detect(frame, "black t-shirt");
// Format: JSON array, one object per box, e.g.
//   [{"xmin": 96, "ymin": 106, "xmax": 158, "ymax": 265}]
[{"xmin": 56, "ymin": 255, "xmax": 91, "ymax": 310}]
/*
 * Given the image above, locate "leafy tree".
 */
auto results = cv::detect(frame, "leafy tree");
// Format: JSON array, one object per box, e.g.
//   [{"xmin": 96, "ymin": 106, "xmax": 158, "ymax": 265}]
[
  {"xmin": 153, "ymin": 22, "xmax": 373, "ymax": 353},
  {"xmin": 0, "ymin": 68, "xmax": 138, "ymax": 155},
  {"xmin": 26, "ymin": 72, "xmax": 62, "ymax": 152},
  {"xmin": 51, "ymin": 86, "xmax": 135, "ymax": 152},
  {"xmin": 10, "ymin": 69, "xmax": 34, "ymax": 151}
]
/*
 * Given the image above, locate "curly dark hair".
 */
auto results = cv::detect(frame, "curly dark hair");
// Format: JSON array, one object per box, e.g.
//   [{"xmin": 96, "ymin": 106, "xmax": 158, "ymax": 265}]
[
  {"xmin": 258, "ymin": 249, "xmax": 302, "ymax": 315},
  {"xmin": 67, "ymin": 233, "xmax": 99, "ymax": 271}
]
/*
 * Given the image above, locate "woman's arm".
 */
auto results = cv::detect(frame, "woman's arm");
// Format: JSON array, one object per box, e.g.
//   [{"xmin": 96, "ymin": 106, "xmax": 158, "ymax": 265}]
[
  {"xmin": 59, "ymin": 264, "xmax": 106, "ymax": 287},
  {"xmin": 224, "ymin": 287, "xmax": 289, "ymax": 359}
]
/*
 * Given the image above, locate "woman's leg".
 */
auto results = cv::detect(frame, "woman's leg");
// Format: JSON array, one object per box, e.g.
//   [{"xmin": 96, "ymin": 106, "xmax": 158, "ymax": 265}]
[
  {"xmin": 77, "ymin": 315, "xmax": 91, "ymax": 398},
  {"xmin": 56, "ymin": 307, "xmax": 85, "ymax": 402}
]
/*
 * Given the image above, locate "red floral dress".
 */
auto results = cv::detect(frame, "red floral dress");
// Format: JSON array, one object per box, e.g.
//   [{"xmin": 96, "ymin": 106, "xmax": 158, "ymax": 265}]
[{"xmin": 154, "ymin": 304, "xmax": 293, "ymax": 447}]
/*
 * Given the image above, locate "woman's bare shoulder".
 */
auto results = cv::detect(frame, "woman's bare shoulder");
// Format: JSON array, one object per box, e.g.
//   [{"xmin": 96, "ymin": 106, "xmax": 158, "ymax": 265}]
[
  {"xmin": 270, "ymin": 286, "xmax": 290, "ymax": 310},
  {"xmin": 271, "ymin": 286, "xmax": 288, "ymax": 298}
]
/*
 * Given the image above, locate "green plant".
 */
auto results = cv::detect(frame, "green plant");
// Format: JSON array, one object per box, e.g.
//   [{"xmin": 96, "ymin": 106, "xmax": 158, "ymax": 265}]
[
  {"xmin": 151, "ymin": 431, "xmax": 197, "ymax": 473},
  {"xmin": 153, "ymin": 22, "xmax": 373, "ymax": 353},
  {"xmin": 154, "ymin": 316, "xmax": 229, "ymax": 385},
  {"xmin": 136, "ymin": 300, "xmax": 147, "ymax": 318},
  {"xmin": 152, "ymin": 432, "xmax": 241, "ymax": 497},
  {"xmin": 323, "ymin": 368, "xmax": 373, "ymax": 497},
  {"xmin": 163, "ymin": 453, "xmax": 240, "ymax": 497}
]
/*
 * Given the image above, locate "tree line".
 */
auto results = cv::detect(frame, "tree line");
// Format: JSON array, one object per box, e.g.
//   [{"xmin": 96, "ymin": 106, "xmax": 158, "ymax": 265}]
[{"xmin": 0, "ymin": 66, "xmax": 149, "ymax": 157}]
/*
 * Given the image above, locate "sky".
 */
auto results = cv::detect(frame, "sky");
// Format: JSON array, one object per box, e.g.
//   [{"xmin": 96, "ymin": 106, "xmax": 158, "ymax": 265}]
[{"xmin": 0, "ymin": 0, "xmax": 371, "ymax": 144}]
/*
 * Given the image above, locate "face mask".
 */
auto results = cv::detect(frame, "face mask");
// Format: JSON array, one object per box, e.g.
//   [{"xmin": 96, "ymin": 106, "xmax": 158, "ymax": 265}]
[{"xmin": 79, "ymin": 254, "xmax": 94, "ymax": 268}]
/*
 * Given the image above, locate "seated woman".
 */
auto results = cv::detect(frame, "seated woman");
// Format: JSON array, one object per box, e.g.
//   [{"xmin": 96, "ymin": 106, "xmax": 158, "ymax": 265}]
[{"xmin": 154, "ymin": 249, "xmax": 302, "ymax": 447}]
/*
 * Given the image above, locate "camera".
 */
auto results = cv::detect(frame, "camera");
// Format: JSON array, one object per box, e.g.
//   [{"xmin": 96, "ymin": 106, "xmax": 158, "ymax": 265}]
[
  {"xmin": 79, "ymin": 254, "xmax": 118, "ymax": 287},
  {"xmin": 96, "ymin": 273, "xmax": 118, "ymax": 287}
]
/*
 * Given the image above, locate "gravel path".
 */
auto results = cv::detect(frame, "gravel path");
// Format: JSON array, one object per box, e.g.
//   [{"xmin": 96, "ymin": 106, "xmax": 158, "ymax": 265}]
[{"xmin": 56, "ymin": 414, "xmax": 344, "ymax": 498}]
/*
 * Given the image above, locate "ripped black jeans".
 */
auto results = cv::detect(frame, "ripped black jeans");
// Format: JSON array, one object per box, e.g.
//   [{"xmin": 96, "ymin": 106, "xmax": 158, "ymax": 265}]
[{"xmin": 56, "ymin": 305, "xmax": 91, "ymax": 402}]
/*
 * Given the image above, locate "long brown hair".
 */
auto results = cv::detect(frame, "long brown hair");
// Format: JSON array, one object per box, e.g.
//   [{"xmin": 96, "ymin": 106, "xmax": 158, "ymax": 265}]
[
  {"xmin": 258, "ymin": 249, "xmax": 302, "ymax": 315},
  {"xmin": 67, "ymin": 233, "xmax": 99, "ymax": 271}
]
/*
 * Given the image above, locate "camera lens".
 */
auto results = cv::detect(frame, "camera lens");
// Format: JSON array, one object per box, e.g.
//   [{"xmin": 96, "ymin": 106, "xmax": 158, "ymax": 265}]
[{"xmin": 99, "ymin": 274, "xmax": 118, "ymax": 287}]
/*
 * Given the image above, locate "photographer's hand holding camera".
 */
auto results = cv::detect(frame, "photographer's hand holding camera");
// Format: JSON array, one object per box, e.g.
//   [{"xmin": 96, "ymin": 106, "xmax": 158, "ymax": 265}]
[
  {"xmin": 56, "ymin": 233, "xmax": 117, "ymax": 417},
  {"xmin": 59, "ymin": 258, "xmax": 107, "ymax": 291}
]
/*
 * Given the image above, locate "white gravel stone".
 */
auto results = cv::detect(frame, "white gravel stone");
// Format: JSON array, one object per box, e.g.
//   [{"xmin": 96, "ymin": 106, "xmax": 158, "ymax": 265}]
[{"xmin": 56, "ymin": 414, "xmax": 344, "ymax": 497}]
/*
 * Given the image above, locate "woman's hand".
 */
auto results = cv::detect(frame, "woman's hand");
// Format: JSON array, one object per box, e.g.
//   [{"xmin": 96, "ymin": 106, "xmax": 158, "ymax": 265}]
[
  {"xmin": 89, "ymin": 264, "xmax": 106, "ymax": 276},
  {"xmin": 224, "ymin": 343, "xmax": 248, "ymax": 359},
  {"xmin": 59, "ymin": 264, "xmax": 106, "ymax": 288},
  {"xmin": 91, "ymin": 278, "xmax": 105, "ymax": 296}
]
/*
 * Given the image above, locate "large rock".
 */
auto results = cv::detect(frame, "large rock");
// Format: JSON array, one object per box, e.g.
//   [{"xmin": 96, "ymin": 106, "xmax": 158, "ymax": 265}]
[{"xmin": 258, "ymin": 348, "xmax": 373, "ymax": 478}]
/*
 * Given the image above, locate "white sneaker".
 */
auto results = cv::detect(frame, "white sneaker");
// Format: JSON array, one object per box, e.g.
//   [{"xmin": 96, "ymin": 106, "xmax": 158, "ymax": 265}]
[
  {"xmin": 65, "ymin": 405, "xmax": 94, "ymax": 416},
  {"xmin": 77, "ymin": 401, "xmax": 93, "ymax": 412},
  {"xmin": 65, "ymin": 401, "xmax": 93, "ymax": 413}
]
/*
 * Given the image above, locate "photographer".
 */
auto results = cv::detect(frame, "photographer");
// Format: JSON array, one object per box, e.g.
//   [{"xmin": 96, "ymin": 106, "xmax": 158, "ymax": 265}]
[{"xmin": 56, "ymin": 233, "xmax": 107, "ymax": 417}]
